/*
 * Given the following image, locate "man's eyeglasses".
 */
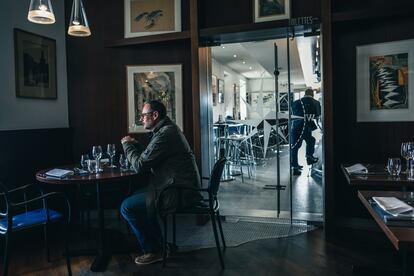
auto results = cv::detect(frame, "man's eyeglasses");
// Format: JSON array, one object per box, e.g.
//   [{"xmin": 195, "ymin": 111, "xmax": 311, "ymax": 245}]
[{"xmin": 139, "ymin": 111, "xmax": 154, "ymax": 119}]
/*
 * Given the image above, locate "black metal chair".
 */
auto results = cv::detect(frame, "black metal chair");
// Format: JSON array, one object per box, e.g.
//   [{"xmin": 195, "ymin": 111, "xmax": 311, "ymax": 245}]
[
  {"xmin": 158, "ymin": 157, "xmax": 227, "ymax": 269},
  {"xmin": 0, "ymin": 182, "xmax": 72, "ymax": 276}
]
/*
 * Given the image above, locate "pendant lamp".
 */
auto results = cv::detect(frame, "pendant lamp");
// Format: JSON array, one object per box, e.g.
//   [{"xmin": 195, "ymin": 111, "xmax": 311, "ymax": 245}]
[
  {"xmin": 27, "ymin": 0, "xmax": 56, "ymax": 24},
  {"xmin": 68, "ymin": 0, "xmax": 91, "ymax": 37}
]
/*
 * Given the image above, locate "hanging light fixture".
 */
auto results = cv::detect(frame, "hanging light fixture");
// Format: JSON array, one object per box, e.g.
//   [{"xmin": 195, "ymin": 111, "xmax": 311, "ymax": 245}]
[
  {"xmin": 68, "ymin": 0, "xmax": 91, "ymax": 37},
  {"xmin": 27, "ymin": 0, "xmax": 56, "ymax": 24}
]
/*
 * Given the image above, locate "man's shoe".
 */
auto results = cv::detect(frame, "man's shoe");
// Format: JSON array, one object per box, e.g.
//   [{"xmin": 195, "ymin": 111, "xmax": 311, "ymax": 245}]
[
  {"xmin": 306, "ymin": 156, "xmax": 318, "ymax": 165},
  {"xmin": 135, "ymin": 252, "xmax": 164, "ymax": 265},
  {"xmin": 292, "ymin": 168, "xmax": 302, "ymax": 176}
]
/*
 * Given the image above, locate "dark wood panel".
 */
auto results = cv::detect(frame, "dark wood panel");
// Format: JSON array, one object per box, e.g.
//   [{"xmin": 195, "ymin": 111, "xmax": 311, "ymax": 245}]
[
  {"xmin": 199, "ymin": 0, "xmax": 321, "ymax": 29},
  {"xmin": 0, "ymin": 128, "xmax": 73, "ymax": 189},
  {"xmin": 332, "ymin": 16, "xmax": 414, "ymax": 218},
  {"xmin": 66, "ymin": 0, "xmax": 194, "ymax": 160}
]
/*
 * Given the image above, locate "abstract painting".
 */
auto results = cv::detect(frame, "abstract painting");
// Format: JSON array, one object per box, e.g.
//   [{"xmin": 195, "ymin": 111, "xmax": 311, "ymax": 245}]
[
  {"xmin": 127, "ymin": 64, "xmax": 183, "ymax": 132},
  {"xmin": 124, "ymin": 0, "xmax": 181, "ymax": 38},
  {"xmin": 356, "ymin": 39, "xmax": 414, "ymax": 122}
]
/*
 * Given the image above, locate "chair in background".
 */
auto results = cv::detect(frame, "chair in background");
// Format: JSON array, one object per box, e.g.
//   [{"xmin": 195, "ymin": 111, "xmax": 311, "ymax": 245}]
[
  {"xmin": 0, "ymin": 182, "xmax": 72, "ymax": 276},
  {"xmin": 158, "ymin": 157, "xmax": 227, "ymax": 269}
]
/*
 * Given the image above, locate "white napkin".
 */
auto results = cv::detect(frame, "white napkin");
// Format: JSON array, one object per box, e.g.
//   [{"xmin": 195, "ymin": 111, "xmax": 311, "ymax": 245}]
[
  {"xmin": 372, "ymin": 197, "xmax": 414, "ymax": 216},
  {"xmin": 345, "ymin": 163, "xmax": 368, "ymax": 174},
  {"xmin": 45, "ymin": 168, "xmax": 74, "ymax": 178}
]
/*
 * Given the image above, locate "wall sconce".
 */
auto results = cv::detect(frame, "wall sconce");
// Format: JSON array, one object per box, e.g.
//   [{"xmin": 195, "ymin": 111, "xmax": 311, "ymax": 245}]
[
  {"xmin": 27, "ymin": 0, "xmax": 91, "ymax": 37},
  {"xmin": 27, "ymin": 0, "xmax": 56, "ymax": 24}
]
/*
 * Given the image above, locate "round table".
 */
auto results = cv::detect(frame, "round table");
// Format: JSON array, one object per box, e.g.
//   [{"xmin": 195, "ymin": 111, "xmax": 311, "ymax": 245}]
[{"xmin": 36, "ymin": 166, "xmax": 137, "ymax": 272}]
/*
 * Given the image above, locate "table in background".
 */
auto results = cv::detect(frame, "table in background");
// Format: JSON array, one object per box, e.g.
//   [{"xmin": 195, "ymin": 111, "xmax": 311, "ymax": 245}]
[
  {"xmin": 36, "ymin": 166, "xmax": 137, "ymax": 272},
  {"xmin": 358, "ymin": 190, "xmax": 414, "ymax": 275},
  {"xmin": 341, "ymin": 164, "xmax": 414, "ymax": 188}
]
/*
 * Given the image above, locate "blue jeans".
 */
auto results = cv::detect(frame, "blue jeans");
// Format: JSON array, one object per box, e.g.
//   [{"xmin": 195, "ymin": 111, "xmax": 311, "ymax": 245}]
[{"xmin": 120, "ymin": 190, "xmax": 162, "ymax": 253}]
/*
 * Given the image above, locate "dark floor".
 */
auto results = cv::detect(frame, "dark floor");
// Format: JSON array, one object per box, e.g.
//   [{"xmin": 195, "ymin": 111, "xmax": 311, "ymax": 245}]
[{"xmin": 4, "ymin": 226, "xmax": 405, "ymax": 276}]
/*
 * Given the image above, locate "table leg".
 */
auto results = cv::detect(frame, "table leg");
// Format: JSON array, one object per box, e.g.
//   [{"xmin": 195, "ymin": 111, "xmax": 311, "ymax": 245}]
[{"xmin": 90, "ymin": 181, "xmax": 111, "ymax": 272}]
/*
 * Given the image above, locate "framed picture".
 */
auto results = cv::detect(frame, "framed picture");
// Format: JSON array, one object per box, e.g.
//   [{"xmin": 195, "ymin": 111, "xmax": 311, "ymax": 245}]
[
  {"xmin": 212, "ymin": 74, "xmax": 217, "ymax": 106},
  {"xmin": 126, "ymin": 64, "xmax": 183, "ymax": 133},
  {"xmin": 218, "ymin": 79, "xmax": 224, "ymax": 104},
  {"xmin": 356, "ymin": 39, "xmax": 414, "ymax": 122},
  {"xmin": 124, "ymin": 0, "xmax": 181, "ymax": 38},
  {"xmin": 254, "ymin": 0, "xmax": 290, "ymax": 23},
  {"xmin": 14, "ymin": 29, "xmax": 57, "ymax": 99}
]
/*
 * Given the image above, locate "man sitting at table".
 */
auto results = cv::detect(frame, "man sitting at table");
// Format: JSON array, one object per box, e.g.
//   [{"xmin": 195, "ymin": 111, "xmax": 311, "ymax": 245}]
[{"xmin": 120, "ymin": 100, "xmax": 202, "ymax": 265}]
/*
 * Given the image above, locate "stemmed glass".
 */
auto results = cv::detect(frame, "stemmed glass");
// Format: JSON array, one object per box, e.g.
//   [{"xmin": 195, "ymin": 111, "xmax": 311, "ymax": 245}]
[
  {"xmin": 401, "ymin": 142, "xmax": 414, "ymax": 173},
  {"xmin": 107, "ymin": 144, "xmax": 116, "ymax": 168},
  {"xmin": 92, "ymin": 145, "xmax": 103, "ymax": 172}
]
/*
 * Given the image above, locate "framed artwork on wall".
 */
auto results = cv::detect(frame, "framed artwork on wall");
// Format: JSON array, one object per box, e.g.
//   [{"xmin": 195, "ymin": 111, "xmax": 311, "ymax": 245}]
[
  {"xmin": 124, "ymin": 0, "xmax": 181, "ymax": 38},
  {"xmin": 14, "ymin": 29, "xmax": 57, "ymax": 99},
  {"xmin": 218, "ymin": 78, "xmax": 224, "ymax": 104},
  {"xmin": 126, "ymin": 64, "xmax": 183, "ymax": 133},
  {"xmin": 254, "ymin": 0, "xmax": 290, "ymax": 23},
  {"xmin": 212, "ymin": 74, "xmax": 217, "ymax": 106},
  {"xmin": 356, "ymin": 39, "xmax": 414, "ymax": 122}
]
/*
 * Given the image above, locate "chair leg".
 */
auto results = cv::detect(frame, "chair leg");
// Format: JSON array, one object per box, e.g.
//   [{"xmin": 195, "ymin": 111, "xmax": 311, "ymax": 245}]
[
  {"xmin": 3, "ymin": 233, "xmax": 11, "ymax": 276},
  {"xmin": 64, "ymin": 223, "xmax": 72, "ymax": 276},
  {"xmin": 216, "ymin": 211, "xmax": 226, "ymax": 249},
  {"xmin": 43, "ymin": 224, "xmax": 51, "ymax": 262},
  {"xmin": 163, "ymin": 216, "xmax": 168, "ymax": 268},
  {"xmin": 210, "ymin": 213, "xmax": 225, "ymax": 269}
]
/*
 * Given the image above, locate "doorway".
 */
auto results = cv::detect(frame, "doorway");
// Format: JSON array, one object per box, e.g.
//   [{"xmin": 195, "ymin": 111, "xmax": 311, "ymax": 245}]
[{"xmin": 200, "ymin": 25, "xmax": 324, "ymax": 223}]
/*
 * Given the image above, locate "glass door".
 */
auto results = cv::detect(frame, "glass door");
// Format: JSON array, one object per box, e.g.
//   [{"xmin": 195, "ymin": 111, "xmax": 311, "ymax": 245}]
[{"xmin": 201, "ymin": 23, "xmax": 323, "ymax": 223}]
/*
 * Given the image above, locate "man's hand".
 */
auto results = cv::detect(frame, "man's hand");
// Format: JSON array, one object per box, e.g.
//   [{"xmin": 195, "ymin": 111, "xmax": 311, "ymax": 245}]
[{"xmin": 121, "ymin": 136, "xmax": 136, "ymax": 144}]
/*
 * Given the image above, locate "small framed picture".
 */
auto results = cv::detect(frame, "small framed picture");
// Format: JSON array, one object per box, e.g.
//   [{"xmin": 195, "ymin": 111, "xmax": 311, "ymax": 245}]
[
  {"xmin": 356, "ymin": 39, "xmax": 414, "ymax": 122},
  {"xmin": 14, "ymin": 29, "xmax": 57, "ymax": 99},
  {"xmin": 124, "ymin": 0, "xmax": 181, "ymax": 38},
  {"xmin": 254, "ymin": 0, "xmax": 290, "ymax": 23},
  {"xmin": 218, "ymin": 79, "xmax": 224, "ymax": 104},
  {"xmin": 126, "ymin": 64, "xmax": 183, "ymax": 133}
]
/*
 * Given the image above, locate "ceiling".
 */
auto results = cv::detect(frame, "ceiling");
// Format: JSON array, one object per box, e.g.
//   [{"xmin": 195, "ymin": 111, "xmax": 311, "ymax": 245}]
[{"xmin": 211, "ymin": 36, "xmax": 319, "ymax": 89}]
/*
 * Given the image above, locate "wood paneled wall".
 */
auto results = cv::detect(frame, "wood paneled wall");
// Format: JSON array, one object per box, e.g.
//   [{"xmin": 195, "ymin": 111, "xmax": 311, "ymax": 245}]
[
  {"xmin": 0, "ymin": 128, "xmax": 73, "ymax": 189},
  {"xmin": 332, "ymin": 12, "xmax": 414, "ymax": 217}
]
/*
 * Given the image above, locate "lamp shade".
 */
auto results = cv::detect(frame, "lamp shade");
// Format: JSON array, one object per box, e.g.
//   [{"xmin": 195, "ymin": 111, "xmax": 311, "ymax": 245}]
[
  {"xmin": 68, "ymin": 0, "xmax": 91, "ymax": 37},
  {"xmin": 27, "ymin": 0, "xmax": 55, "ymax": 24}
]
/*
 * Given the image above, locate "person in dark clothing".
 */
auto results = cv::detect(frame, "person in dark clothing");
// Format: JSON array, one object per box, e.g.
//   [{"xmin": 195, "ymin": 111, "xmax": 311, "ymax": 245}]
[
  {"xmin": 290, "ymin": 89, "xmax": 321, "ymax": 176},
  {"xmin": 120, "ymin": 100, "xmax": 202, "ymax": 265}
]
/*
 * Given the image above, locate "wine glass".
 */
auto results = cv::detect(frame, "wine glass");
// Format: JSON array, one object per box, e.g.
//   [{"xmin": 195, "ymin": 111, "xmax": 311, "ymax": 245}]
[
  {"xmin": 92, "ymin": 146, "xmax": 103, "ymax": 172},
  {"xmin": 119, "ymin": 154, "xmax": 128, "ymax": 171},
  {"xmin": 107, "ymin": 144, "xmax": 116, "ymax": 168},
  {"xmin": 387, "ymin": 157, "xmax": 401, "ymax": 177},
  {"xmin": 80, "ymin": 154, "xmax": 89, "ymax": 170}
]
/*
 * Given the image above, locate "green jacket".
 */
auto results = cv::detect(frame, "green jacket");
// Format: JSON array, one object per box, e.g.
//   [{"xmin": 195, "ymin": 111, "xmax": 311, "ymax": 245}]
[{"xmin": 122, "ymin": 116, "xmax": 202, "ymax": 215}]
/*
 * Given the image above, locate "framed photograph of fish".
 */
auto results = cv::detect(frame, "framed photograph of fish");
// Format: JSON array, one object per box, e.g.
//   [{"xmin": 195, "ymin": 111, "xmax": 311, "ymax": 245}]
[
  {"xmin": 126, "ymin": 64, "xmax": 183, "ymax": 133},
  {"xmin": 124, "ymin": 0, "xmax": 181, "ymax": 38},
  {"xmin": 254, "ymin": 0, "xmax": 290, "ymax": 23},
  {"xmin": 356, "ymin": 39, "xmax": 414, "ymax": 122}
]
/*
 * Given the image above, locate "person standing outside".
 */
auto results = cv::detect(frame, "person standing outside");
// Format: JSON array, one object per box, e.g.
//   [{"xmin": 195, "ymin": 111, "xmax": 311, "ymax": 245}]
[
  {"xmin": 120, "ymin": 100, "xmax": 202, "ymax": 265},
  {"xmin": 290, "ymin": 88, "xmax": 321, "ymax": 176}
]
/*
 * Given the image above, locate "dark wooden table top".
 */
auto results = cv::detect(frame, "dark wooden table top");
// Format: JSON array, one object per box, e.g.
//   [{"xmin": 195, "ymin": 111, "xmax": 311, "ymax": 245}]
[
  {"xmin": 358, "ymin": 190, "xmax": 414, "ymax": 251},
  {"xmin": 36, "ymin": 165, "xmax": 137, "ymax": 185},
  {"xmin": 341, "ymin": 164, "xmax": 414, "ymax": 187}
]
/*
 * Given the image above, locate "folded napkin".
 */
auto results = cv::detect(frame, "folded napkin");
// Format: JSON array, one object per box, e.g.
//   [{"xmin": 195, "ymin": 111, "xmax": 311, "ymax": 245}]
[
  {"xmin": 372, "ymin": 197, "xmax": 414, "ymax": 216},
  {"xmin": 345, "ymin": 163, "xmax": 368, "ymax": 174},
  {"xmin": 45, "ymin": 168, "xmax": 74, "ymax": 179}
]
